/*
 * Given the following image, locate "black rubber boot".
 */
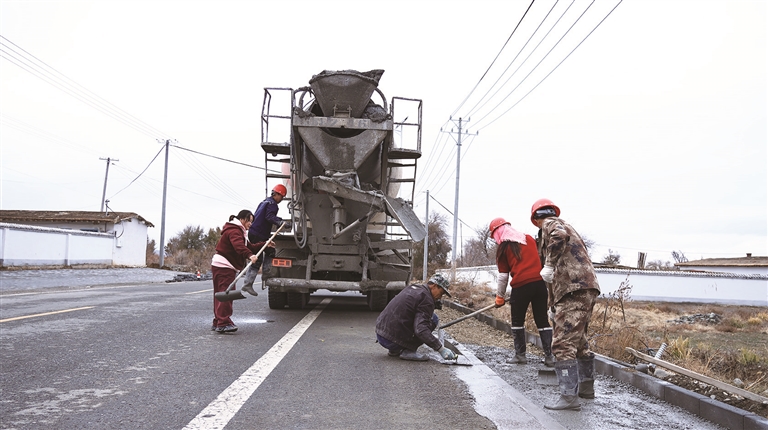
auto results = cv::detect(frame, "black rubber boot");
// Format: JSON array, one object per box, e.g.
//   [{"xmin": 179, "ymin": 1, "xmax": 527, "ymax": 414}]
[
  {"xmin": 511, "ymin": 328, "xmax": 527, "ymax": 364},
  {"xmin": 544, "ymin": 359, "xmax": 581, "ymax": 411},
  {"xmin": 539, "ymin": 328, "xmax": 555, "ymax": 367},
  {"xmin": 578, "ymin": 353, "xmax": 596, "ymax": 399}
]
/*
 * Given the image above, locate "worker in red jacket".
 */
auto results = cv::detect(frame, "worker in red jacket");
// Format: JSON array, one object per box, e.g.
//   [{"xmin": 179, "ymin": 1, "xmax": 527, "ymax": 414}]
[
  {"xmin": 490, "ymin": 217, "xmax": 554, "ymax": 367},
  {"xmin": 210, "ymin": 210, "xmax": 266, "ymax": 333}
]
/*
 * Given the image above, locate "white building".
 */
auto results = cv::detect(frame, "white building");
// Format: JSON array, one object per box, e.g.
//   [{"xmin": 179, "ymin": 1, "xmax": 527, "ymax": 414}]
[
  {"xmin": 675, "ymin": 255, "xmax": 768, "ymax": 276},
  {"xmin": 0, "ymin": 210, "xmax": 154, "ymax": 267}
]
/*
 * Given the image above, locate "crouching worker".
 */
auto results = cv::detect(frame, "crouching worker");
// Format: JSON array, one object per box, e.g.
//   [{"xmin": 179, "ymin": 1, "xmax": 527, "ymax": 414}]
[{"xmin": 375, "ymin": 273, "xmax": 457, "ymax": 362}]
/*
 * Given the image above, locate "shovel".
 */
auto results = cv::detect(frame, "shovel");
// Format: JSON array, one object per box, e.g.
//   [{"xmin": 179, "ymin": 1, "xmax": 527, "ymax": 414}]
[
  {"xmin": 438, "ymin": 303, "xmax": 499, "ymax": 329},
  {"xmin": 214, "ymin": 222, "xmax": 285, "ymax": 302}
]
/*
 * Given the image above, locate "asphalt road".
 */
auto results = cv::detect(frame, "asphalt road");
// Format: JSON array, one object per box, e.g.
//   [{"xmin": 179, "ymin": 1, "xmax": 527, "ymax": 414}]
[{"xmin": 0, "ymin": 269, "xmax": 550, "ymax": 429}]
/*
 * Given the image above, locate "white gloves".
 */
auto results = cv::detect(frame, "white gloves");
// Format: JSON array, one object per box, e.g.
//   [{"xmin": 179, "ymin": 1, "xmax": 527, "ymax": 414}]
[
  {"xmin": 439, "ymin": 346, "xmax": 457, "ymax": 361},
  {"xmin": 548, "ymin": 306, "xmax": 556, "ymax": 322},
  {"xmin": 540, "ymin": 265, "xmax": 555, "ymax": 283}
]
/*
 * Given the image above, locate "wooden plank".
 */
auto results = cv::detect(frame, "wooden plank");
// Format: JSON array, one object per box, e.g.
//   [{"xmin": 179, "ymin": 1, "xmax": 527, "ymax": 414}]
[{"xmin": 626, "ymin": 347, "xmax": 768, "ymax": 404}]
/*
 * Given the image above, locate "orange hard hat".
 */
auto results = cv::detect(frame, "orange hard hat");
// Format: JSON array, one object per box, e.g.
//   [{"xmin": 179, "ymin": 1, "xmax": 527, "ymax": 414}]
[
  {"xmin": 489, "ymin": 217, "xmax": 510, "ymax": 234},
  {"xmin": 272, "ymin": 184, "xmax": 287, "ymax": 197},
  {"xmin": 530, "ymin": 198, "xmax": 560, "ymax": 226}
]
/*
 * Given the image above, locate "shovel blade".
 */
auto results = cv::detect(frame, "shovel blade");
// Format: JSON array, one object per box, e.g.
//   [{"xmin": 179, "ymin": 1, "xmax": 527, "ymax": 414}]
[
  {"xmin": 537, "ymin": 367, "xmax": 558, "ymax": 385},
  {"xmin": 215, "ymin": 291, "xmax": 247, "ymax": 302}
]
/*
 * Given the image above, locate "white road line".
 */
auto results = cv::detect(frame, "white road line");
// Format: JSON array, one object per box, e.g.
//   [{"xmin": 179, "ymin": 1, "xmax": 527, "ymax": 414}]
[
  {"xmin": 183, "ymin": 297, "xmax": 332, "ymax": 430},
  {"xmin": 0, "ymin": 306, "xmax": 95, "ymax": 323},
  {"xmin": 185, "ymin": 289, "xmax": 213, "ymax": 295}
]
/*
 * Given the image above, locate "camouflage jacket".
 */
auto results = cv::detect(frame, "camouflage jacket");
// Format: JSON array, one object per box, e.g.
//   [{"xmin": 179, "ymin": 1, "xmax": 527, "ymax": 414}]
[{"xmin": 538, "ymin": 217, "xmax": 600, "ymax": 306}]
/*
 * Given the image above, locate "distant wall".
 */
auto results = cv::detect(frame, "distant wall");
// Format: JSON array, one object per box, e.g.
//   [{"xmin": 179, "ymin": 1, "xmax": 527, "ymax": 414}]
[
  {"xmin": 0, "ymin": 223, "xmax": 113, "ymax": 267},
  {"xmin": 441, "ymin": 266, "xmax": 768, "ymax": 307},
  {"xmin": 679, "ymin": 265, "xmax": 768, "ymax": 276}
]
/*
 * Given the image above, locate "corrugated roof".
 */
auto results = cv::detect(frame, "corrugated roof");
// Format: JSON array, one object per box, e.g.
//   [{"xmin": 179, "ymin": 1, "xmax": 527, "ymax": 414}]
[
  {"xmin": 0, "ymin": 210, "xmax": 154, "ymax": 228},
  {"xmin": 675, "ymin": 256, "xmax": 768, "ymax": 267}
]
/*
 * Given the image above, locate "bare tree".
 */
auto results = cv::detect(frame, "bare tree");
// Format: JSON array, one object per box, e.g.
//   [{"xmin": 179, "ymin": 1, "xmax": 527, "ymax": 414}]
[
  {"xmin": 412, "ymin": 212, "xmax": 452, "ymax": 279},
  {"xmin": 646, "ymin": 259, "xmax": 675, "ymax": 270},
  {"xmin": 671, "ymin": 250, "xmax": 688, "ymax": 263},
  {"xmin": 601, "ymin": 249, "xmax": 622, "ymax": 265},
  {"xmin": 460, "ymin": 224, "xmax": 496, "ymax": 267}
]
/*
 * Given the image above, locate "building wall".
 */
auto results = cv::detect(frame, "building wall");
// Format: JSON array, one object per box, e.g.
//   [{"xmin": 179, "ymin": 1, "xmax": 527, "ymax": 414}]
[
  {"xmin": 679, "ymin": 265, "xmax": 768, "ymax": 276},
  {"xmin": 109, "ymin": 218, "xmax": 147, "ymax": 266},
  {"xmin": 0, "ymin": 224, "xmax": 113, "ymax": 266},
  {"xmin": 442, "ymin": 266, "xmax": 768, "ymax": 307},
  {"xmin": 0, "ymin": 221, "xmax": 147, "ymax": 267}
]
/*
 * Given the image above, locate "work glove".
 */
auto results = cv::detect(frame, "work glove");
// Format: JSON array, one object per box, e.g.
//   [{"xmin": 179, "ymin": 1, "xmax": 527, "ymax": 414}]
[
  {"xmin": 439, "ymin": 347, "xmax": 457, "ymax": 361},
  {"xmin": 540, "ymin": 265, "xmax": 555, "ymax": 283},
  {"xmin": 548, "ymin": 306, "xmax": 556, "ymax": 322},
  {"xmin": 495, "ymin": 295, "xmax": 505, "ymax": 306},
  {"xmin": 281, "ymin": 220, "xmax": 292, "ymax": 231}
]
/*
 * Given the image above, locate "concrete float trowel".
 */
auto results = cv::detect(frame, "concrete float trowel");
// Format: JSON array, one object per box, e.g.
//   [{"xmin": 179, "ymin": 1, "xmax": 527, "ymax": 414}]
[
  {"xmin": 435, "ymin": 302, "xmax": 501, "ymax": 366},
  {"xmin": 214, "ymin": 223, "xmax": 286, "ymax": 302}
]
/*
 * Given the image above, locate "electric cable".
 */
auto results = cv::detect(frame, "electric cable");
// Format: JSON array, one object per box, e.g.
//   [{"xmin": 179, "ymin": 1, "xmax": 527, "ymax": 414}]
[
  {"xmin": 474, "ymin": 0, "xmax": 622, "ymax": 132},
  {"xmin": 450, "ymin": 0, "xmax": 536, "ymax": 117}
]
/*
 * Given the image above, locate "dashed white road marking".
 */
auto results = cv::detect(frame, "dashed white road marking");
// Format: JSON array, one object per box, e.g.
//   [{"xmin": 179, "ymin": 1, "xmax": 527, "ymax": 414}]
[
  {"xmin": 0, "ymin": 306, "xmax": 95, "ymax": 323},
  {"xmin": 183, "ymin": 297, "xmax": 331, "ymax": 430},
  {"xmin": 185, "ymin": 289, "xmax": 213, "ymax": 294}
]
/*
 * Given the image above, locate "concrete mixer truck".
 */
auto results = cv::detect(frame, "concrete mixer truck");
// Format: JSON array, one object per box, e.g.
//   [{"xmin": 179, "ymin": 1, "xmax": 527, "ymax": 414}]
[{"xmin": 259, "ymin": 69, "xmax": 426, "ymax": 311}]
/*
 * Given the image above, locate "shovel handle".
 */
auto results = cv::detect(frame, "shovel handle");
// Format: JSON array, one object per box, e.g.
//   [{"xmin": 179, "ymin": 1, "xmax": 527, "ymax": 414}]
[
  {"xmin": 438, "ymin": 303, "xmax": 498, "ymax": 329},
  {"xmin": 225, "ymin": 222, "xmax": 287, "ymax": 292}
]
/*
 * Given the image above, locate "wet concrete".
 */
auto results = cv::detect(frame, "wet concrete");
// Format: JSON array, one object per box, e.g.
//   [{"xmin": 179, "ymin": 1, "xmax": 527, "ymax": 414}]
[{"xmin": 466, "ymin": 343, "xmax": 726, "ymax": 429}]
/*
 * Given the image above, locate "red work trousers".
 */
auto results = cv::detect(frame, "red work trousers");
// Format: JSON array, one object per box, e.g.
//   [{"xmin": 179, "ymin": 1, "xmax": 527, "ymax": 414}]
[{"xmin": 212, "ymin": 266, "xmax": 237, "ymax": 327}]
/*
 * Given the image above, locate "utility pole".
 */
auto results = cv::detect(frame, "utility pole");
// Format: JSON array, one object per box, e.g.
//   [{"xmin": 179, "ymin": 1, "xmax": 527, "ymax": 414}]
[
  {"xmin": 423, "ymin": 190, "xmax": 429, "ymax": 281},
  {"xmin": 158, "ymin": 139, "xmax": 171, "ymax": 268},
  {"xmin": 444, "ymin": 117, "xmax": 475, "ymax": 283},
  {"xmin": 99, "ymin": 157, "xmax": 118, "ymax": 213}
]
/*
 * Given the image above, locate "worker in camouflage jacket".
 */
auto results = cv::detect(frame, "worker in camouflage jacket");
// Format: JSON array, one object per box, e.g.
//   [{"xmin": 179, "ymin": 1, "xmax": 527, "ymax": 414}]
[{"xmin": 531, "ymin": 198, "xmax": 600, "ymax": 412}]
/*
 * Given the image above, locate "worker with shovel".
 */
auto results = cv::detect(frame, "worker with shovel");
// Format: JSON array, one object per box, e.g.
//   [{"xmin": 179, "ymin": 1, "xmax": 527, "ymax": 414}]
[
  {"xmin": 531, "ymin": 199, "xmax": 601, "ymax": 411},
  {"xmin": 241, "ymin": 184, "xmax": 291, "ymax": 296},
  {"xmin": 210, "ymin": 210, "xmax": 269, "ymax": 333},
  {"xmin": 375, "ymin": 273, "xmax": 458, "ymax": 362},
  {"xmin": 489, "ymin": 217, "xmax": 554, "ymax": 367}
]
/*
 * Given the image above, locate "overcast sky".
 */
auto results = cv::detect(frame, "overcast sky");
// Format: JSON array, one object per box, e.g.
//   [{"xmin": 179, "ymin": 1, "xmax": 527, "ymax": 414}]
[{"xmin": 1, "ymin": 0, "xmax": 765, "ymax": 267}]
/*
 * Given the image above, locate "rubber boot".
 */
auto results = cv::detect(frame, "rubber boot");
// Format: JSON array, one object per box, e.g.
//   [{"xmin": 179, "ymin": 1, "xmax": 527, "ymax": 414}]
[
  {"xmin": 578, "ymin": 353, "xmax": 596, "ymax": 399},
  {"xmin": 539, "ymin": 328, "xmax": 555, "ymax": 367},
  {"xmin": 399, "ymin": 349, "xmax": 428, "ymax": 361},
  {"xmin": 241, "ymin": 264, "xmax": 260, "ymax": 296},
  {"xmin": 544, "ymin": 359, "xmax": 581, "ymax": 411},
  {"xmin": 511, "ymin": 328, "xmax": 527, "ymax": 364}
]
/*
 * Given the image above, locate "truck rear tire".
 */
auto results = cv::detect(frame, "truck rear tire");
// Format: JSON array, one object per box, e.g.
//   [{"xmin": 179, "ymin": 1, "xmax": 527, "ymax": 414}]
[
  {"xmin": 268, "ymin": 290, "xmax": 288, "ymax": 309},
  {"xmin": 368, "ymin": 290, "xmax": 388, "ymax": 312},
  {"xmin": 287, "ymin": 292, "xmax": 308, "ymax": 309}
]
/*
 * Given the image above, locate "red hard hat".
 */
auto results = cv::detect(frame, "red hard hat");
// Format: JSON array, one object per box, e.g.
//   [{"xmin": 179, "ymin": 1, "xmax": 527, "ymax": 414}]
[
  {"xmin": 489, "ymin": 217, "xmax": 510, "ymax": 234},
  {"xmin": 272, "ymin": 184, "xmax": 287, "ymax": 197},
  {"xmin": 530, "ymin": 198, "xmax": 560, "ymax": 226}
]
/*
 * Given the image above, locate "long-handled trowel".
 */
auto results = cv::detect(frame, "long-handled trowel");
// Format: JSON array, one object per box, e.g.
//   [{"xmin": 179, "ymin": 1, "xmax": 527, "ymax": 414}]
[
  {"xmin": 214, "ymin": 222, "xmax": 285, "ymax": 302},
  {"xmin": 437, "ymin": 329, "xmax": 472, "ymax": 366}
]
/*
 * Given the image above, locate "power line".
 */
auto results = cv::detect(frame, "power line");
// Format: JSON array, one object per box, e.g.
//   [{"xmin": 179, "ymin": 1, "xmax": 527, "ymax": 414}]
[
  {"xmin": 449, "ymin": 0, "xmax": 536, "ymax": 118},
  {"xmin": 0, "ymin": 36, "xmax": 172, "ymax": 140},
  {"xmin": 474, "ymin": 0, "xmax": 623, "ymax": 131}
]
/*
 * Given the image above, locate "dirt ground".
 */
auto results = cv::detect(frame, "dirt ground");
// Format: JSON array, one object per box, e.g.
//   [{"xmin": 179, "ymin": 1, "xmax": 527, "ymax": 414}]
[{"xmin": 436, "ymin": 300, "xmax": 768, "ymax": 420}]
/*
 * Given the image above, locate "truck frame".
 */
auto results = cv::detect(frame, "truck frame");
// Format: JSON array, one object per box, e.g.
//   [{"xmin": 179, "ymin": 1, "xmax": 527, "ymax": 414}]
[{"xmin": 259, "ymin": 70, "xmax": 426, "ymax": 311}]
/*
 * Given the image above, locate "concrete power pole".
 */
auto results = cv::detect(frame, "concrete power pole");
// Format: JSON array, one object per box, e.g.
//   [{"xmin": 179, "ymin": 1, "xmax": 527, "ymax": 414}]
[
  {"xmin": 446, "ymin": 117, "xmax": 474, "ymax": 283},
  {"xmin": 99, "ymin": 157, "xmax": 118, "ymax": 213},
  {"xmin": 159, "ymin": 140, "xmax": 170, "ymax": 268},
  {"xmin": 423, "ymin": 190, "xmax": 429, "ymax": 281}
]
